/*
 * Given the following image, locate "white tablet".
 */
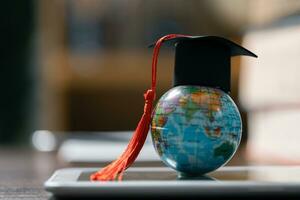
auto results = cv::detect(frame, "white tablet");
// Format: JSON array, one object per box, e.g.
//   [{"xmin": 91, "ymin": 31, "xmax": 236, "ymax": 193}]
[{"xmin": 45, "ymin": 166, "xmax": 300, "ymax": 198}]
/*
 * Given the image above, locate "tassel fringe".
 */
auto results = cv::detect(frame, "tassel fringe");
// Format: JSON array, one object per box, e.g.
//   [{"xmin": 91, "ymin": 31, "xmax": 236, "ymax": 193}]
[{"xmin": 90, "ymin": 34, "xmax": 190, "ymax": 181}]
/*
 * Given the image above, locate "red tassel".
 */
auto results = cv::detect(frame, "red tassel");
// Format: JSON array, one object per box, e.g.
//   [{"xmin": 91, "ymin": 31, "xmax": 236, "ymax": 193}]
[{"xmin": 90, "ymin": 34, "xmax": 190, "ymax": 181}]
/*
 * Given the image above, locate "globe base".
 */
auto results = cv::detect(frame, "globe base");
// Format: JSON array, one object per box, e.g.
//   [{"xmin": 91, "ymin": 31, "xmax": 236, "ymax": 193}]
[{"xmin": 177, "ymin": 172, "xmax": 216, "ymax": 181}]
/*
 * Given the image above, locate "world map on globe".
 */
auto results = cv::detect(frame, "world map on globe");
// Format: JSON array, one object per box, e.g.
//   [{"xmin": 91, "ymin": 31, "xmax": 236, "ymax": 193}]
[{"xmin": 151, "ymin": 86, "xmax": 242, "ymax": 175}]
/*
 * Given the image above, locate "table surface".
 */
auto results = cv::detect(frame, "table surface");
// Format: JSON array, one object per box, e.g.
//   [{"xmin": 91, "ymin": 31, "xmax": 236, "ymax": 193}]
[
  {"xmin": 0, "ymin": 148, "xmax": 59, "ymax": 200},
  {"xmin": 0, "ymin": 147, "xmax": 246, "ymax": 200}
]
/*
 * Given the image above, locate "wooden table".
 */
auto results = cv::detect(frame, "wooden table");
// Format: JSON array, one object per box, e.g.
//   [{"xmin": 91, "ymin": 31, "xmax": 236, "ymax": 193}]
[{"xmin": 0, "ymin": 148, "xmax": 62, "ymax": 200}]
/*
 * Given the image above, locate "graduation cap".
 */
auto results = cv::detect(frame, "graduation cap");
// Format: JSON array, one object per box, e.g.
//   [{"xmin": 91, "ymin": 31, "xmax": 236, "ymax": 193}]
[{"xmin": 150, "ymin": 36, "xmax": 257, "ymax": 93}]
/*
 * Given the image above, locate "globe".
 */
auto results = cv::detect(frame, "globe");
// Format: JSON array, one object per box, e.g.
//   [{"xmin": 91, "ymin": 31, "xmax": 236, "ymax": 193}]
[{"xmin": 151, "ymin": 86, "xmax": 242, "ymax": 175}]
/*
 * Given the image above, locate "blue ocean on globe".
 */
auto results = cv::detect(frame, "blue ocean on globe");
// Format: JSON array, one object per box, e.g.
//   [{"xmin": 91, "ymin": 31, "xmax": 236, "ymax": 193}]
[{"xmin": 151, "ymin": 86, "xmax": 242, "ymax": 175}]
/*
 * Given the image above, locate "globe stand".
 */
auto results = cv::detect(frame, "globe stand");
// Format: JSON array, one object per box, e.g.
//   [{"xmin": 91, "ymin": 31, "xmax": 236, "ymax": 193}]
[{"xmin": 177, "ymin": 172, "xmax": 217, "ymax": 181}]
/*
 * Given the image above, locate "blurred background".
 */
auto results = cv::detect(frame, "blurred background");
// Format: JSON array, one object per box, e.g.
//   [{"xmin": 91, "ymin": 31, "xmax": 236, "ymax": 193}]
[{"xmin": 2, "ymin": 0, "xmax": 300, "ymax": 166}]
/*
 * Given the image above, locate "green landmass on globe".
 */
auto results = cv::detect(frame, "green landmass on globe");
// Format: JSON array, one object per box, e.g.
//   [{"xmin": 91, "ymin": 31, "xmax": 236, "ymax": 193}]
[{"xmin": 213, "ymin": 141, "xmax": 235, "ymax": 161}]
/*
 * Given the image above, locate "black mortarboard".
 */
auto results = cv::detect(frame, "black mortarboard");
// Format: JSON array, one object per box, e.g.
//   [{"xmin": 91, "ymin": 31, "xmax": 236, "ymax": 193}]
[{"xmin": 150, "ymin": 36, "xmax": 257, "ymax": 93}]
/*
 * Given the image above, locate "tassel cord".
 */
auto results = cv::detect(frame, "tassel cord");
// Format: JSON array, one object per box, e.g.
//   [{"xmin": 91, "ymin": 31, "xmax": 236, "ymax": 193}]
[{"xmin": 90, "ymin": 34, "xmax": 190, "ymax": 181}]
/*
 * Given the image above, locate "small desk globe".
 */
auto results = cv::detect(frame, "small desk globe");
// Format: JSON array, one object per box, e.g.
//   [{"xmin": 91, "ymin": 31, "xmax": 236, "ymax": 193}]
[{"xmin": 151, "ymin": 86, "xmax": 241, "ymax": 176}]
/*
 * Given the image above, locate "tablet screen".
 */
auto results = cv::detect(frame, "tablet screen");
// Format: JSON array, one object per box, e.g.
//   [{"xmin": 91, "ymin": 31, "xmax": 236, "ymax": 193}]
[{"xmin": 78, "ymin": 167, "xmax": 300, "ymax": 182}]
